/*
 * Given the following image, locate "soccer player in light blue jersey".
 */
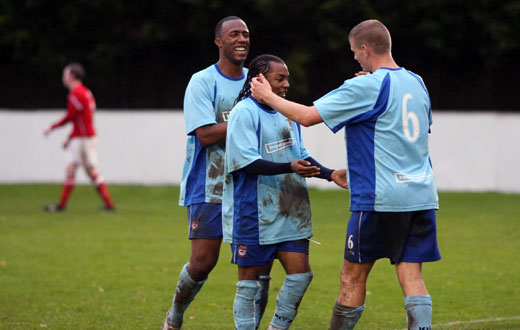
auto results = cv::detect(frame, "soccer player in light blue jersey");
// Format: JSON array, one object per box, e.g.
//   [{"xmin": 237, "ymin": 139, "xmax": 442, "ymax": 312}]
[
  {"xmin": 162, "ymin": 16, "xmax": 250, "ymax": 330},
  {"xmin": 251, "ymin": 20, "xmax": 440, "ymax": 330},
  {"xmin": 224, "ymin": 54, "xmax": 348, "ymax": 330}
]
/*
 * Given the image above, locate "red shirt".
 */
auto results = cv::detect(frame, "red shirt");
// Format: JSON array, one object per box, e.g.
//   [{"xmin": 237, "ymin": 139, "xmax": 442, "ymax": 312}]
[{"xmin": 51, "ymin": 83, "xmax": 96, "ymax": 138}]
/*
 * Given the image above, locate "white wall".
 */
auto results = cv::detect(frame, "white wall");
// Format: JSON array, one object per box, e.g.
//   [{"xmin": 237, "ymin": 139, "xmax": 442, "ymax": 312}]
[{"xmin": 1, "ymin": 110, "xmax": 519, "ymax": 192}]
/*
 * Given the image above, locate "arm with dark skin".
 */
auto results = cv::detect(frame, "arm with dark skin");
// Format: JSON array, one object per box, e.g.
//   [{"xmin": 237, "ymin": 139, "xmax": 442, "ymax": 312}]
[{"xmin": 195, "ymin": 122, "xmax": 228, "ymax": 148}]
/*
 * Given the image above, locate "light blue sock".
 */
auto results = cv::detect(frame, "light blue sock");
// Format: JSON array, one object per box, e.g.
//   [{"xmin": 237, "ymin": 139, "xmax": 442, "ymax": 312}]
[
  {"xmin": 234, "ymin": 280, "xmax": 260, "ymax": 330},
  {"xmin": 270, "ymin": 272, "xmax": 313, "ymax": 329},
  {"xmin": 404, "ymin": 295, "xmax": 432, "ymax": 330},
  {"xmin": 329, "ymin": 302, "xmax": 365, "ymax": 330},
  {"xmin": 168, "ymin": 263, "xmax": 206, "ymax": 327},
  {"xmin": 255, "ymin": 275, "xmax": 271, "ymax": 330}
]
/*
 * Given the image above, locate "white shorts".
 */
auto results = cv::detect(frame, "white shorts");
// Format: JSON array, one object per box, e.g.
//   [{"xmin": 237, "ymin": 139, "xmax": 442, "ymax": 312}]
[{"xmin": 67, "ymin": 137, "xmax": 99, "ymax": 167}]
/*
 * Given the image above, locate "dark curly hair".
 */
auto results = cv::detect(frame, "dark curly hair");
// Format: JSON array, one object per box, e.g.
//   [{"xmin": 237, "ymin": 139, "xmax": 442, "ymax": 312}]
[{"xmin": 234, "ymin": 54, "xmax": 285, "ymax": 105}]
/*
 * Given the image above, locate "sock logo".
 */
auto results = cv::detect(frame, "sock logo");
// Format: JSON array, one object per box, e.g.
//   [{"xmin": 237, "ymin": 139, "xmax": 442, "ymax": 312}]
[
  {"xmin": 273, "ymin": 313, "xmax": 293, "ymax": 324},
  {"xmin": 419, "ymin": 327, "xmax": 431, "ymax": 330}
]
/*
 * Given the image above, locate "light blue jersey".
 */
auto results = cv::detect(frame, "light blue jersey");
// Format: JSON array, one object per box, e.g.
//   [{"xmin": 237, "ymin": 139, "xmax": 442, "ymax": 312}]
[
  {"xmin": 222, "ymin": 97, "xmax": 312, "ymax": 245},
  {"xmin": 179, "ymin": 64, "xmax": 248, "ymax": 206},
  {"xmin": 314, "ymin": 67, "xmax": 438, "ymax": 212}
]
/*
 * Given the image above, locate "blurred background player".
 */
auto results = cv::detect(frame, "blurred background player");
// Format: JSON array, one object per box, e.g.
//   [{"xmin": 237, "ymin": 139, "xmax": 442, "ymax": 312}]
[
  {"xmin": 223, "ymin": 54, "xmax": 348, "ymax": 330},
  {"xmin": 251, "ymin": 20, "xmax": 440, "ymax": 330},
  {"xmin": 43, "ymin": 62, "xmax": 115, "ymax": 212},
  {"xmin": 162, "ymin": 16, "xmax": 251, "ymax": 330}
]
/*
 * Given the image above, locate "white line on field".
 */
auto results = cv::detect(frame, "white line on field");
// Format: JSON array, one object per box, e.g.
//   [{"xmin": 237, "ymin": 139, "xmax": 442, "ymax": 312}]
[{"xmin": 398, "ymin": 316, "xmax": 520, "ymax": 329}]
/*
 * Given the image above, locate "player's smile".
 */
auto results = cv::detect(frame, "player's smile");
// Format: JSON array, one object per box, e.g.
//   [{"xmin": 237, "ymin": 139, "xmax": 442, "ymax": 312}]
[{"xmin": 233, "ymin": 44, "xmax": 249, "ymax": 59}]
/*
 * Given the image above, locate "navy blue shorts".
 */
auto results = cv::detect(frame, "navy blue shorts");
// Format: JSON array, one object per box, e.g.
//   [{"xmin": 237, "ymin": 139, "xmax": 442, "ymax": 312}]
[
  {"xmin": 230, "ymin": 239, "xmax": 310, "ymax": 267},
  {"xmin": 344, "ymin": 210, "xmax": 441, "ymax": 264},
  {"xmin": 187, "ymin": 203, "xmax": 223, "ymax": 239}
]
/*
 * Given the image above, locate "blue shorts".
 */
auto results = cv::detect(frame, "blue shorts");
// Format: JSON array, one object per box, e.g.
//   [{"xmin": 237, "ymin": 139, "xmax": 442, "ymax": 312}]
[
  {"xmin": 187, "ymin": 203, "xmax": 223, "ymax": 239},
  {"xmin": 230, "ymin": 239, "xmax": 310, "ymax": 267},
  {"xmin": 345, "ymin": 210, "xmax": 441, "ymax": 264}
]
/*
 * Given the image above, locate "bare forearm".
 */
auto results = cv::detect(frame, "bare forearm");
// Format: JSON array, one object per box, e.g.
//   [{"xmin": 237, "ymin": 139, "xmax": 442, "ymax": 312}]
[
  {"xmin": 196, "ymin": 122, "xmax": 227, "ymax": 147},
  {"xmin": 251, "ymin": 73, "xmax": 323, "ymax": 126},
  {"xmin": 263, "ymin": 93, "xmax": 313, "ymax": 125}
]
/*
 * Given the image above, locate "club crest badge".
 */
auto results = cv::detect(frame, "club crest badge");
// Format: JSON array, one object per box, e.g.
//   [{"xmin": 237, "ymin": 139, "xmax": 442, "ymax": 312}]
[
  {"xmin": 191, "ymin": 218, "xmax": 199, "ymax": 231},
  {"xmin": 238, "ymin": 245, "xmax": 247, "ymax": 257}
]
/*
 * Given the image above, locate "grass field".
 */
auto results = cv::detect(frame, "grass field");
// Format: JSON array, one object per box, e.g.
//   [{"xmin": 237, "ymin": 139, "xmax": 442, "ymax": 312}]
[{"xmin": 1, "ymin": 184, "xmax": 519, "ymax": 329}]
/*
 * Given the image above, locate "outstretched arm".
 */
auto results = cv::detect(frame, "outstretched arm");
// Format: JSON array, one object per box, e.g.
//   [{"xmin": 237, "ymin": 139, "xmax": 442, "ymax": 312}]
[{"xmin": 251, "ymin": 74, "xmax": 323, "ymax": 127}]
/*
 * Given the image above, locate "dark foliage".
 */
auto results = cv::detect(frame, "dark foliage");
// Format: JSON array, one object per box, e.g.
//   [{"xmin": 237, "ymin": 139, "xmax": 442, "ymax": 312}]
[{"xmin": 1, "ymin": 0, "xmax": 519, "ymax": 110}]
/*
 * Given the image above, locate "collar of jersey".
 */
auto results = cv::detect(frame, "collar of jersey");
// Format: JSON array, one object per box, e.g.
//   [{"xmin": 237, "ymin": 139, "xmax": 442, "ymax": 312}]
[
  {"xmin": 250, "ymin": 96, "xmax": 277, "ymax": 114},
  {"xmin": 213, "ymin": 64, "xmax": 245, "ymax": 81},
  {"xmin": 379, "ymin": 67, "xmax": 402, "ymax": 71}
]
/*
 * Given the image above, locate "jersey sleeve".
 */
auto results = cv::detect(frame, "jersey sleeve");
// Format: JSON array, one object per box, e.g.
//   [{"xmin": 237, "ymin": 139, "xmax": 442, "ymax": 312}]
[
  {"xmin": 51, "ymin": 93, "xmax": 80, "ymax": 129},
  {"xmin": 183, "ymin": 73, "xmax": 218, "ymax": 135},
  {"xmin": 313, "ymin": 77, "xmax": 379, "ymax": 133},
  {"xmin": 225, "ymin": 105, "xmax": 262, "ymax": 174}
]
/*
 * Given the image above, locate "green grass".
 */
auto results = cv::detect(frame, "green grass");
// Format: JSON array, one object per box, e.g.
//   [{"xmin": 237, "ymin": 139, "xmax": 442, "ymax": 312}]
[{"xmin": 0, "ymin": 185, "xmax": 519, "ymax": 329}]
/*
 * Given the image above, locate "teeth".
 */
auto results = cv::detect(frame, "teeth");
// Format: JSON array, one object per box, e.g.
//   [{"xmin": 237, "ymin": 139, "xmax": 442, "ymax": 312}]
[{"xmin": 235, "ymin": 47, "xmax": 246, "ymax": 51}]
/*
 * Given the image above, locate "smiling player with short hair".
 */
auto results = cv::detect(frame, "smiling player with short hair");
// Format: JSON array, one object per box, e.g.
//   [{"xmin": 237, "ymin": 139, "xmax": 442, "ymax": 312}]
[{"xmin": 162, "ymin": 16, "xmax": 251, "ymax": 330}]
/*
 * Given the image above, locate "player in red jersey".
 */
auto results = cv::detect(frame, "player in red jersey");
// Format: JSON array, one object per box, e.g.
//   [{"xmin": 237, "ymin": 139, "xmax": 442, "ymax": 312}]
[{"xmin": 43, "ymin": 62, "xmax": 115, "ymax": 212}]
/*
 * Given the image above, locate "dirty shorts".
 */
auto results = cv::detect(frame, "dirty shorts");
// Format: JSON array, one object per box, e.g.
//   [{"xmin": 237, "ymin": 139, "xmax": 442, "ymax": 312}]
[
  {"xmin": 231, "ymin": 238, "xmax": 310, "ymax": 267},
  {"xmin": 187, "ymin": 203, "xmax": 223, "ymax": 239}
]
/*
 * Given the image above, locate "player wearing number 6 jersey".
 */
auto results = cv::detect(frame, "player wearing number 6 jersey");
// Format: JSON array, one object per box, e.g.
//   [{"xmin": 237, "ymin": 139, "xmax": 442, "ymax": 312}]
[{"xmin": 251, "ymin": 19, "xmax": 440, "ymax": 330}]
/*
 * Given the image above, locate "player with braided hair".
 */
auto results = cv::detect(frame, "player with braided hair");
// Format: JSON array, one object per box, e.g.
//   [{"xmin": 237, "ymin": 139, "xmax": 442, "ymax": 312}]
[{"xmin": 223, "ymin": 54, "xmax": 348, "ymax": 330}]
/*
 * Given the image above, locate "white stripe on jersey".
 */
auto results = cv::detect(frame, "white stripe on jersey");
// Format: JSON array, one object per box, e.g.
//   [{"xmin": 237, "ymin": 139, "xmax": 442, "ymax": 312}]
[{"xmin": 69, "ymin": 94, "xmax": 84, "ymax": 111}]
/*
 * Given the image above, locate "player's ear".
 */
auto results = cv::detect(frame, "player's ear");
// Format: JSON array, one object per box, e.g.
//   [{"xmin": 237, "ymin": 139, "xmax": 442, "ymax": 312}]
[
  {"xmin": 215, "ymin": 38, "xmax": 222, "ymax": 48},
  {"xmin": 362, "ymin": 44, "xmax": 370, "ymax": 57}
]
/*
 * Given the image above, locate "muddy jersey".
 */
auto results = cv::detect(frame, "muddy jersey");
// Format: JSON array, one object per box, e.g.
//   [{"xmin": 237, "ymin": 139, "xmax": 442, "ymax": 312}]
[
  {"xmin": 314, "ymin": 67, "xmax": 438, "ymax": 212},
  {"xmin": 179, "ymin": 64, "xmax": 248, "ymax": 206},
  {"xmin": 222, "ymin": 97, "xmax": 312, "ymax": 245}
]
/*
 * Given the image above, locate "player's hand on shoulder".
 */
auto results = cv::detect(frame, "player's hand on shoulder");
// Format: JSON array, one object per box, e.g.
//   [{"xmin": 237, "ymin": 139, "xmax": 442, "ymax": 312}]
[
  {"xmin": 331, "ymin": 169, "xmax": 348, "ymax": 189},
  {"xmin": 355, "ymin": 71, "xmax": 370, "ymax": 77},
  {"xmin": 291, "ymin": 159, "xmax": 320, "ymax": 177}
]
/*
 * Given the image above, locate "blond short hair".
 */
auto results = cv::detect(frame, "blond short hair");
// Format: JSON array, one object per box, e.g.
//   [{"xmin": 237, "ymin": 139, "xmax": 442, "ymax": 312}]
[{"xmin": 349, "ymin": 19, "xmax": 392, "ymax": 55}]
